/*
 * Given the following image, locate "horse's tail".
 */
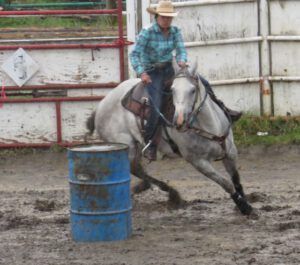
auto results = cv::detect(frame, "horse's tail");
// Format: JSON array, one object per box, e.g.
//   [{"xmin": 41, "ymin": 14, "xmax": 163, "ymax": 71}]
[{"xmin": 86, "ymin": 111, "xmax": 96, "ymax": 135}]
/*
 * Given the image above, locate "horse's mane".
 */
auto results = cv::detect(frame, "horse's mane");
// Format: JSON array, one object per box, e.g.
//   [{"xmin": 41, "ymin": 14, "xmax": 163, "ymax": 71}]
[{"xmin": 174, "ymin": 67, "xmax": 198, "ymax": 86}]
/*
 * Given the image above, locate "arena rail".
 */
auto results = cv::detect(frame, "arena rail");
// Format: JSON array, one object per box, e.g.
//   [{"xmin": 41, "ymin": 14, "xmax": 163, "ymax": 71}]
[{"xmin": 0, "ymin": 0, "xmax": 131, "ymax": 148}]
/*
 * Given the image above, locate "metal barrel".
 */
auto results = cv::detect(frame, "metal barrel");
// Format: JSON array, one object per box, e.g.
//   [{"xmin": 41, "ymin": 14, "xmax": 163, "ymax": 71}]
[{"xmin": 67, "ymin": 143, "xmax": 131, "ymax": 242}]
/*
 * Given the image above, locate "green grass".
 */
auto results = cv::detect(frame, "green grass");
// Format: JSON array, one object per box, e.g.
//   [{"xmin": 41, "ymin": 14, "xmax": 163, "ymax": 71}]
[
  {"xmin": 0, "ymin": 0, "xmax": 120, "ymax": 29},
  {"xmin": 0, "ymin": 116, "xmax": 300, "ymax": 153},
  {"xmin": 0, "ymin": 16, "xmax": 116, "ymax": 29},
  {"xmin": 233, "ymin": 115, "xmax": 300, "ymax": 146},
  {"xmin": 8, "ymin": 0, "xmax": 67, "ymax": 3},
  {"xmin": 0, "ymin": 145, "xmax": 66, "ymax": 158}
]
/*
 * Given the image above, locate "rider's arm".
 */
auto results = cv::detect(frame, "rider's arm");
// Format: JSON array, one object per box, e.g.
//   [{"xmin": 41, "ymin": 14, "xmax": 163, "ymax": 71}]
[
  {"xmin": 129, "ymin": 28, "xmax": 149, "ymax": 77},
  {"xmin": 174, "ymin": 28, "xmax": 187, "ymax": 64}
]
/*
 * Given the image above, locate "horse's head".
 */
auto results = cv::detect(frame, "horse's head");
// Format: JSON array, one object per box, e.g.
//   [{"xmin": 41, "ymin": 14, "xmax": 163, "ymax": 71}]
[{"xmin": 171, "ymin": 60, "xmax": 199, "ymax": 130}]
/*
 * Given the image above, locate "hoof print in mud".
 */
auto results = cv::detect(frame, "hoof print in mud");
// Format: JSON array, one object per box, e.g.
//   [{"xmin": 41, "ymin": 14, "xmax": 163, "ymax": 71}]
[{"xmin": 34, "ymin": 199, "xmax": 56, "ymax": 212}]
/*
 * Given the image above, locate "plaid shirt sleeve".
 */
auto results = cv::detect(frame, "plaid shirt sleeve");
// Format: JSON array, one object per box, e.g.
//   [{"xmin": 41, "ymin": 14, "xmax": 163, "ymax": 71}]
[
  {"xmin": 175, "ymin": 28, "xmax": 187, "ymax": 63},
  {"xmin": 129, "ymin": 28, "xmax": 149, "ymax": 76}
]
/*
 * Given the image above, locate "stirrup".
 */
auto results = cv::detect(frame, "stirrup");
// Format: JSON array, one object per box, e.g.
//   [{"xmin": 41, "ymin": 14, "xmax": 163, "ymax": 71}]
[
  {"xmin": 142, "ymin": 140, "xmax": 157, "ymax": 161},
  {"xmin": 142, "ymin": 140, "xmax": 152, "ymax": 155}
]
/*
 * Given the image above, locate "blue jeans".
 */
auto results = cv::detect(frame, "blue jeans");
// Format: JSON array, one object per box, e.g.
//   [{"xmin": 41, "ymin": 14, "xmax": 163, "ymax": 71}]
[{"xmin": 144, "ymin": 63, "xmax": 174, "ymax": 144}]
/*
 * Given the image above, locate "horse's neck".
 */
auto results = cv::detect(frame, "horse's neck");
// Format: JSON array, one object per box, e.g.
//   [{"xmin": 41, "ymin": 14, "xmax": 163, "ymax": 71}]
[{"xmin": 194, "ymin": 85, "xmax": 229, "ymax": 131}]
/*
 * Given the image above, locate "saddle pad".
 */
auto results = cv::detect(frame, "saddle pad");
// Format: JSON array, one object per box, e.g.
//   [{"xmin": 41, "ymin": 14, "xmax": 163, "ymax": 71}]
[
  {"xmin": 121, "ymin": 81, "xmax": 151, "ymax": 119},
  {"xmin": 121, "ymin": 81, "xmax": 175, "ymax": 124}
]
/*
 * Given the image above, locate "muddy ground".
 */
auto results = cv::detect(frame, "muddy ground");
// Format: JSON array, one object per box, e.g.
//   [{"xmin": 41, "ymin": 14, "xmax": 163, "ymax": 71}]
[{"xmin": 0, "ymin": 145, "xmax": 299, "ymax": 265}]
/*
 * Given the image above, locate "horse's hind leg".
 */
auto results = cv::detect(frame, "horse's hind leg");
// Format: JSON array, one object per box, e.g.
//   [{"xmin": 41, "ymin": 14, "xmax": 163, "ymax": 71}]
[
  {"xmin": 130, "ymin": 161, "xmax": 184, "ymax": 207},
  {"xmin": 222, "ymin": 157, "xmax": 245, "ymax": 197}
]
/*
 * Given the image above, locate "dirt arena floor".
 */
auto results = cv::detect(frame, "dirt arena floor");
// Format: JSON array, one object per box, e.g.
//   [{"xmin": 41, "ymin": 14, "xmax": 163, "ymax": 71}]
[{"xmin": 0, "ymin": 145, "xmax": 299, "ymax": 265}]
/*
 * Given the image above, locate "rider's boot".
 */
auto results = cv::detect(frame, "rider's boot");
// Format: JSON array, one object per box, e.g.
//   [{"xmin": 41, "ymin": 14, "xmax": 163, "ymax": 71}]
[
  {"xmin": 208, "ymin": 89, "xmax": 242, "ymax": 122},
  {"xmin": 142, "ymin": 125, "xmax": 163, "ymax": 161},
  {"xmin": 200, "ymin": 76, "xmax": 242, "ymax": 122},
  {"xmin": 223, "ymin": 104, "xmax": 243, "ymax": 122}
]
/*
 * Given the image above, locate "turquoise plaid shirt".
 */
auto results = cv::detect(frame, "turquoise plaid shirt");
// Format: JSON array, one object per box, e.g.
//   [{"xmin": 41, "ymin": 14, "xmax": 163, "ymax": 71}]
[{"xmin": 130, "ymin": 22, "xmax": 187, "ymax": 76}]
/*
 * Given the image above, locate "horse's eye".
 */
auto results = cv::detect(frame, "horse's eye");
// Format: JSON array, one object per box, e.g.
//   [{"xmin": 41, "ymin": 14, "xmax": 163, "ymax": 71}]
[{"xmin": 191, "ymin": 89, "xmax": 195, "ymax": 94}]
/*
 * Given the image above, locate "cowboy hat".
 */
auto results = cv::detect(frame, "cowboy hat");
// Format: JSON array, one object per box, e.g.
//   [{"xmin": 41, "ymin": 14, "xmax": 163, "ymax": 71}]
[{"xmin": 147, "ymin": 1, "xmax": 178, "ymax": 17}]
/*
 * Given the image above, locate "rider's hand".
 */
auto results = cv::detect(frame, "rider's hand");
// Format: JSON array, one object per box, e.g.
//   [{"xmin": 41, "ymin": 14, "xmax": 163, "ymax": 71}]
[
  {"xmin": 178, "ymin": 61, "xmax": 188, "ymax": 68},
  {"xmin": 140, "ymin": 72, "xmax": 152, "ymax": 84}
]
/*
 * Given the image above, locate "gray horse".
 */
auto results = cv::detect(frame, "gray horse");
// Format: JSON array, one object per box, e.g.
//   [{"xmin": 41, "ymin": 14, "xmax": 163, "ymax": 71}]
[{"xmin": 86, "ymin": 61, "xmax": 253, "ymax": 216}]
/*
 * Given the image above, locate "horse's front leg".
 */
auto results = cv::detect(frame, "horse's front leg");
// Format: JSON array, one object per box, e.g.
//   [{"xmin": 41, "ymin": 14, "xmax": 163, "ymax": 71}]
[
  {"xmin": 191, "ymin": 158, "xmax": 253, "ymax": 215},
  {"xmin": 222, "ymin": 157, "xmax": 246, "ymax": 197}
]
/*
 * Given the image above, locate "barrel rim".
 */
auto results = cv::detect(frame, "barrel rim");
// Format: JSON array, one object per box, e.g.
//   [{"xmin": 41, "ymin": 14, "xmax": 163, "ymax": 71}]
[{"xmin": 67, "ymin": 142, "xmax": 129, "ymax": 153}]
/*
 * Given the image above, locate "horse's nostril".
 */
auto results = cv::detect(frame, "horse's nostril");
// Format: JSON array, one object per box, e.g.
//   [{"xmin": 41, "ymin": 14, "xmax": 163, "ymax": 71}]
[{"xmin": 176, "ymin": 124, "xmax": 183, "ymax": 130}]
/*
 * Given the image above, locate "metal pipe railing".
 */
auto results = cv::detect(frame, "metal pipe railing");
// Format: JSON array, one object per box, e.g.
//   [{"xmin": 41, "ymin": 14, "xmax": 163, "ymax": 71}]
[
  {"xmin": 2, "ymin": 2, "xmax": 103, "ymax": 10},
  {"xmin": 0, "ymin": 1, "xmax": 125, "ymax": 10},
  {"xmin": 0, "ymin": 0, "xmax": 128, "ymax": 148},
  {"xmin": 0, "ymin": 42, "xmax": 130, "ymax": 50},
  {"xmin": 185, "ymin": 36, "xmax": 263, "ymax": 47},
  {"xmin": 0, "ymin": 9, "xmax": 118, "ymax": 16},
  {"xmin": 3, "ymin": 83, "xmax": 118, "ymax": 91},
  {"xmin": 151, "ymin": 0, "xmax": 256, "ymax": 8}
]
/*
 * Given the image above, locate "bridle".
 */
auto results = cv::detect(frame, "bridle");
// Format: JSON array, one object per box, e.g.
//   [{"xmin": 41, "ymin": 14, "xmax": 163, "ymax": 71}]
[
  {"xmin": 172, "ymin": 69, "xmax": 231, "ymax": 149},
  {"xmin": 173, "ymin": 69, "xmax": 208, "ymax": 128}
]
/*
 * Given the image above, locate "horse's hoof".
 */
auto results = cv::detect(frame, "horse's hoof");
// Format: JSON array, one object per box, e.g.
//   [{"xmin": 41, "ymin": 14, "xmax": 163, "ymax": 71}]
[
  {"xmin": 168, "ymin": 189, "xmax": 185, "ymax": 209},
  {"xmin": 241, "ymin": 203, "xmax": 253, "ymax": 216},
  {"xmin": 132, "ymin": 180, "xmax": 151, "ymax": 194},
  {"xmin": 231, "ymin": 192, "xmax": 253, "ymax": 215}
]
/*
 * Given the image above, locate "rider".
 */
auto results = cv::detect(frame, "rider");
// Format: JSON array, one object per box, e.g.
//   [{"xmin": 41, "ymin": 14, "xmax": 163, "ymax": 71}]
[
  {"xmin": 130, "ymin": 1, "xmax": 242, "ymax": 161},
  {"xmin": 130, "ymin": 1, "xmax": 187, "ymax": 161}
]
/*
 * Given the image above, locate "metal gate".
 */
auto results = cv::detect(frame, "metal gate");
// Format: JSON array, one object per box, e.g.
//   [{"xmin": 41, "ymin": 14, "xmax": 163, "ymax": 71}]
[
  {"xmin": 128, "ymin": 0, "xmax": 300, "ymax": 116},
  {"xmin": 0, "ymin": 0, "xmax": 130, "ymax": 148}
]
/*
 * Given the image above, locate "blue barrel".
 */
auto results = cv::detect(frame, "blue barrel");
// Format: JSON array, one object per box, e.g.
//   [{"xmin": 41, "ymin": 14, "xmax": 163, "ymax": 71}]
[{"xmin": 67, "ymin": 143, "xmax": 131, "ymax": 242}]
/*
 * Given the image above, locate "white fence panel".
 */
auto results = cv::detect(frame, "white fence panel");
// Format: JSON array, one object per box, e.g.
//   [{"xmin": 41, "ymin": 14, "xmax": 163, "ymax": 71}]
[
  {"xmin": 175, "ymin": 1, "xmax": 258, "ymax": 42},
  {"xmin": 273, "ymin": 82, "xmax": 300, "ymax": 116},
  {"xmin": 0, "ymin": 48, "xmax": 119, "ymax": 87},
  {"xmin": 271, "ymin": 43, "xmax": 300, "ymax": 77},
  {"xmin": 0, "ymin": 46, "xmax": 118, "ymax": 145},
  {"xmin": 269, "ymin": 0, "xmax": 300, "ymax": 115},
  {"xmin": 61, "ymin": 101, "xmax": 99, "ymax": 142},
  {"xmin": 144, "ymin": 0, "xmax": 261, "ymax": 114},
  {"xmin": 270, "ymin": 0, "xmax": 300, "ymax": 35},
  {"xmin": 134, "ymin": 0, "xmax": 300, "ymax": 116},
  {"xmin": 0, "ymin": 103, "xmax": 57, "ymax": 144},
  {"xmin": 187, "ymin": 42, "xmax": 259, "ymax": 81}
]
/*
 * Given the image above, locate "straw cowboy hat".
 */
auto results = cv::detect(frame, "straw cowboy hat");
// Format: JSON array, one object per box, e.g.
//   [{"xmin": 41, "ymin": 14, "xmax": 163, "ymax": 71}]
[{"xmin": 147, "ymin": 1, "xmax": 178, "ymax": 17}]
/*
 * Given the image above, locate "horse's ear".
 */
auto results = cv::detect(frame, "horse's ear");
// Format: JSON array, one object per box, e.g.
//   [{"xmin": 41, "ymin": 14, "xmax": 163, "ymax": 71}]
[
  {"xmin": 188, "ymin": 60, "xmax": 198, "ymax": 77},
  {"xmin": 172, "ymin": 57, "xmax": 181, "ymax": 75}
]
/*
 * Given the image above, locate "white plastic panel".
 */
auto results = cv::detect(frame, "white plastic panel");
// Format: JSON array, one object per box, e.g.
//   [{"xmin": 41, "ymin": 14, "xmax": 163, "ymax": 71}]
[
  {"xmin": 214, "ymin": 83, "xmax": 261, "ymax": 115},
  {"xmin": 61, "ymin": 101, "xmax": 99, "ymax": 142},
  {"xmin": 0, "ymin": 103, "xmax": 57, "ymax": 143},
  {"xmin": 188, "ymin": 42, "xmax": 260, "ymax": 81},
  {"xmin": 271, "ymin": 42, "xmax": 300, "ymax": 76},
  {"xmin": 0, "ymin": 48, "xmax": 120, "ymax": 87},
  {"xmin": 174, "ymin": 1, "xmax": 258, "ymax": 42},
  {"xmin": 270, "ymin": 0, "xmax": 300, "ymax": 35},
  {"xmin": 273, "ymin": 82, "xmax": 300, "ymax": 116}
]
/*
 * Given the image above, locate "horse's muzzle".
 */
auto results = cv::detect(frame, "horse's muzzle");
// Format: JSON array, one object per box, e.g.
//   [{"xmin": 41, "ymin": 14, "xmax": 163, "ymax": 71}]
[{"xmin": 173, "ymin": 110, "xmax": 189, "ymax": 131}]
